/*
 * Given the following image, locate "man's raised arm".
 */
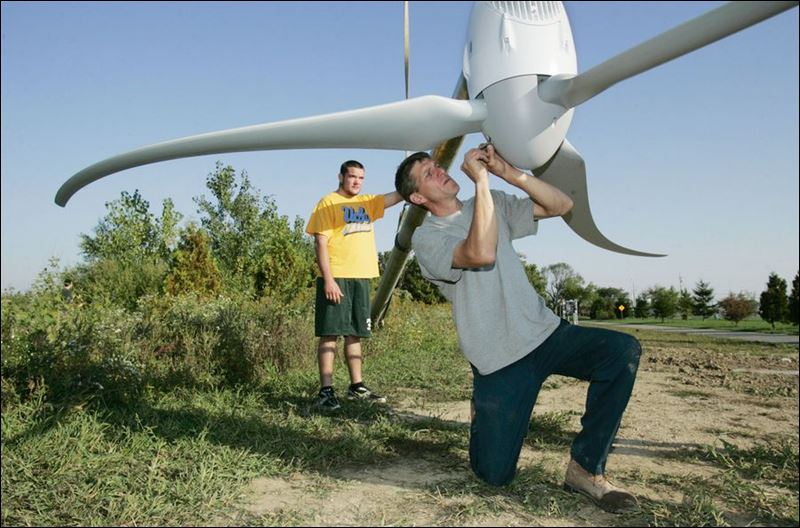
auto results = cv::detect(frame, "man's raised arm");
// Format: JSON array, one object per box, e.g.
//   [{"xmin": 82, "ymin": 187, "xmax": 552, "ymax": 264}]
[
  {"xmin": 452, "ymin": 148, "xmax": 498, "ymax": 269},
  {"xmin": 483, "ymin": 144, "xmax": 573, "ymax": 219}
]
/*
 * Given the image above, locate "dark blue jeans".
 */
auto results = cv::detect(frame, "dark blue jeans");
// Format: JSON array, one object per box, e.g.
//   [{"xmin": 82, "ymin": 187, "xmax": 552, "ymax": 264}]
[{"xmin": 469, "ymin": 320, "xmax": 641, "ymax": 486}]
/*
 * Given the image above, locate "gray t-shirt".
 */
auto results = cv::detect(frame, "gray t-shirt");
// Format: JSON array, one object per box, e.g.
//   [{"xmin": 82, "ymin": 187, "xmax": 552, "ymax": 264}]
[{"xmin": 412, "ymin": 190, "xmax": 561, "ymax": 375}]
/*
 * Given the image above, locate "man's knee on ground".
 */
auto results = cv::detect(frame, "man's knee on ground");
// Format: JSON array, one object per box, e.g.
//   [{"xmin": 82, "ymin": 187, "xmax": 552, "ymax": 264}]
[{"xmin": 471, "ymin": 458, "xmax": 515, "ymax": 487}]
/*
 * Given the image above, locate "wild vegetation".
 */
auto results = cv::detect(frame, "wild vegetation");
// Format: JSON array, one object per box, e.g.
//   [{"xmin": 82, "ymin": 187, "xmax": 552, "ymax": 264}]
[
  {"xmin": 2, "ymin": 300, "xmax": 797, "ymax": 526},
  {"xmin": 2, "ymin": 163, "xmax": 798, "ymax": 526}
]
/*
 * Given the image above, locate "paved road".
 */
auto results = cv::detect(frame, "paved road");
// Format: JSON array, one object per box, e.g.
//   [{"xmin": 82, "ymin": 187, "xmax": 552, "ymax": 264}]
[{"xmin": 586, "ymin": 322, "xmax": 799, "ymax": 345}]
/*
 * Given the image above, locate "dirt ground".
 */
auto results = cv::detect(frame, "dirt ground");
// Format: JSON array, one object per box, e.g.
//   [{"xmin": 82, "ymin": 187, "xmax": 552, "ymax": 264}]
[{"xmin": 225, "ymin": 337, "xmax": 799, "ymax": 527}]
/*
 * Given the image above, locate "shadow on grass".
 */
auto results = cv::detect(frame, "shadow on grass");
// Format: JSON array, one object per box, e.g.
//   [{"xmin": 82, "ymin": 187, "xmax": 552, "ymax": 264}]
[
  {"xmin": 5, "ymin": 387, "xmax": 796, "ymax": 527},
  {"xmin": 5, "ymin": 385, "xmax": 469, "ymax": 484}
]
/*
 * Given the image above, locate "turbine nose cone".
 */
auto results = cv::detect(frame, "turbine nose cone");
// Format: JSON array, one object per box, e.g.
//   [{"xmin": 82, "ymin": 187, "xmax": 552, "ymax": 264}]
[{"xmin": 479, "ymin": 75, "xmax": 573, "ymax": 170}]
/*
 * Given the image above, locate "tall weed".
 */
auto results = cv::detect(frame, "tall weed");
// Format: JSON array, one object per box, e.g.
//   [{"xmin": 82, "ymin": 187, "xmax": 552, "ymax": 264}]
[{"xmin": 2, "ymin": 286, "xmax": 315, "ymax": 407}]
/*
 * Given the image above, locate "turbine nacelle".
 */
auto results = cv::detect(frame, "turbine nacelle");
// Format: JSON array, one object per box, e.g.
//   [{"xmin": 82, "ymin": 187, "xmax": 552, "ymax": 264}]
[
  {"xmin": 464, "ymin": 1, "xmax": 577, "ymax": 96},
  {"xmin": 465, "ymin": 1, "xmax": 576, "ymax": 169}
]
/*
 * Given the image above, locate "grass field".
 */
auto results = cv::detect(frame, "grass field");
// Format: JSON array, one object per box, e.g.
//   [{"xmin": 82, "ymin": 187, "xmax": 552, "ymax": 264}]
[
  {"xmin": 601, "ymin": 317, "xmax": 798, "ymax": 335},
  {"xmin": 2, "ymin": 301, "xmax": 798, "ymax": 526}
]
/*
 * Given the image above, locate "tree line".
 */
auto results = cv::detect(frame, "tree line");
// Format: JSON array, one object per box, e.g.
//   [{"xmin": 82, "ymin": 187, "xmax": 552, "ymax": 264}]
[
  {"xmin": 6, "ymin": 159, "xmax": 799, "ymax": 334},
  {"xmin": 388, "ymin": 256, "xmax": 800, "ymax": 327},
  {"xmin": 9, "ymin": 160, "xmax": 794, "ymax": 328}
]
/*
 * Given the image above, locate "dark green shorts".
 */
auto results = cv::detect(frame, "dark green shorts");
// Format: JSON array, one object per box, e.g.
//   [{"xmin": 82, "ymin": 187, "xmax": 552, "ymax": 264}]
[{"xmin": 315, "ymin": 277, "xmax": 372, "ymax": 337}]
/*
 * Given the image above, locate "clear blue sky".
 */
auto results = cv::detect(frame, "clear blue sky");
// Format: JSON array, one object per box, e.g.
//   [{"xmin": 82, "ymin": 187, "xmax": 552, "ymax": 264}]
[{"xmin": 2, "ymin": 1, "xmax": 798, "ymax": 300}]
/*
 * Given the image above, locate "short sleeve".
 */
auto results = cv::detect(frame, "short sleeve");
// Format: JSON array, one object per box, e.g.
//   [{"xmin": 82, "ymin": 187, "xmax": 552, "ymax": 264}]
[
  {"xmin": 306, "ymin": 200, "xmax": 335, "ymax": 238},
  {"xmin": 366, "ymin": 194, "xmax": 386, "ymax": 222},
  {"xmin": 495, "ymin": 190, "xmax": 537, "ymax": 240},
  {"xmin": 412, "ymin": 227, "xmax": 463, "ymax": 284}
]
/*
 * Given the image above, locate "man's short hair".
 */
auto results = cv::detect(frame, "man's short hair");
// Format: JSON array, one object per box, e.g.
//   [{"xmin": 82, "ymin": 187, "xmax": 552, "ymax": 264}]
[
  {"xmin": 339, "ymin": 160, "xmax": 364, "ymax": 176},
  {"xmin": 395, "ymin": 151, "xmax": 431, "ymax": 202}
]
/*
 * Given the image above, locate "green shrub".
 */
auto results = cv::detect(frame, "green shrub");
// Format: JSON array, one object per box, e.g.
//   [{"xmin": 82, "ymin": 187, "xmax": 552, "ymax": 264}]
[
  {"xmin": 136, "ymin": 292, "xmax": 315, "ymax": 389},
  {"xmin": 2, "ymin": 285, "xmax": 316, "ymax": 406},
  {"xmin": 194, "ymin": 163, "xmax": 316, "ymax": 301},
  {"xmin": 165, "ymin": 225, "xmax": 221, "ymax": 298},
  {"xmin": 73, "ymin": 257, "xmax": 168, "ymax": 311},
  {"xmin": 1, "ymin": 288, "xmax": 144, "ymax": 406}
]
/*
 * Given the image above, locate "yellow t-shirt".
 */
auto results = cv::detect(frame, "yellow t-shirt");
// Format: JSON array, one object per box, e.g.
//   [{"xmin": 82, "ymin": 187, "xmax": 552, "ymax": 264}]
[{"xmin": 306, "ymin": 192, "xmax": 386, "ymax": 278}]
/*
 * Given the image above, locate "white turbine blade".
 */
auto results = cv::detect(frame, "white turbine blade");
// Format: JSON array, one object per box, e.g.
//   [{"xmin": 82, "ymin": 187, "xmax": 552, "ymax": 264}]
[
  {"xmin": 535, "ymin": 140, "xmax": 666, "ymax": 257},
  {"xmin": 540, "ymin": 1, "xmax": 798, "ymax": 109},
  {"xmin": 55, "ymin": 96, "xmax": 487, "ymax": 206}
]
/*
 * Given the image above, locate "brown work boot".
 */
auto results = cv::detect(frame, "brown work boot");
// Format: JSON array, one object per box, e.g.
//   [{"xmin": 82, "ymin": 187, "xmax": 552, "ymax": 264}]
[{"xmin": 563, "ymin": 459, "xmax": 638, "ymax": 513}]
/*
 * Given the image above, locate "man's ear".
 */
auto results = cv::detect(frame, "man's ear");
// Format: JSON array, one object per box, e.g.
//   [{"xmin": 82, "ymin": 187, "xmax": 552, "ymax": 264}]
[
  {"xmin": 409, "ymin": 192, "xmax": 426, "ymax": 206},
  {"xmin": 337, "ymin": 173, "xmax": 343, "ymax": 187}
]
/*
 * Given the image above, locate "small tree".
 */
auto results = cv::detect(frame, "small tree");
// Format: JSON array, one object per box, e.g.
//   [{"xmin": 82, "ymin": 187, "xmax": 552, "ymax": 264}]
[
  {"xmin": 195, "ymin": 163, "xmax": 315, "ymax": 299},
  {"xmin": 78, "ymin": 190, "xmax": 180, "ymax": 309},
  {"xmin": 789, "ymin": 271, "xmax": 799, "ymax": 325},
  {"xmin": 165, "ymin": 225, "xmax": 221, "ymax": 297},
  {"xmin": 759, "ymin": 272, "xmax": 789, "ymax": 329},
  {"xmin": 634, "ymin": 294, "xmax": 650, "ymax": 318},
  {"xmin": 649, "ymin": 286, "xmax": 679, "ymax": 322},
  {"xmin": 590, "ymin": 287, "xmax": 628, "ymax": 320},
  {"xmin": 678, "ymin": 288, "xmax": 693, "ymax": 320},
  {"xmin": 543, "ymin": 263, "xmax": 583, "ymax": 310},
  {"xmin": 80, "ymin": 190, "xmax": 181, "ymax": 263},
  {"xmin": 578, "ymin": 283, "xmax": 599, "ymax": 319},
  {"xmin": 613, "ymin": 292, "xmax": 633, "ymax": 319},
  {"xmin": 524, "ymin": 261, "xmax": 548, "ymax": 299},
  {"xmin": 692, "ymin": 280, "xmax": 716, "ymax": 320},
  {"xmin": 718, "ymin": 292, "xmax": 757, "ymax": 326}
]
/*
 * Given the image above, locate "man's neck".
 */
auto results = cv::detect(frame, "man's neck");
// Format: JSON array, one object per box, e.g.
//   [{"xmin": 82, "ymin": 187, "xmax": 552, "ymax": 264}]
[{"xmin": 428, "ymin": 196, "xmax": 463, "ymax": 217}]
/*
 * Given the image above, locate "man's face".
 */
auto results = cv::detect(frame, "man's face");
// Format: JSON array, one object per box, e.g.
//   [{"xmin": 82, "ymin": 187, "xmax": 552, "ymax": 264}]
[
  {"xmin": 338, "ymin": 167, "xmax": 365, "ymax": 197},
  {"xmin": 409, "ymin": 158, "xmax": 459, "ymax": 206}
]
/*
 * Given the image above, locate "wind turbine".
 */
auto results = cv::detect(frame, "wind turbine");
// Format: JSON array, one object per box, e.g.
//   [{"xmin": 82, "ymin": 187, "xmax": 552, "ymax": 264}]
[{"xmin": 55, "ymin": 1, "xmax": 798, "ymax": 324}]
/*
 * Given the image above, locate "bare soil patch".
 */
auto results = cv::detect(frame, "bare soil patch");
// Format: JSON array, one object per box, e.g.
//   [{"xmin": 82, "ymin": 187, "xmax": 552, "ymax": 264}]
[{"xmin": 226, "ymin": 339, "xmax": 798, "ymax": 526}]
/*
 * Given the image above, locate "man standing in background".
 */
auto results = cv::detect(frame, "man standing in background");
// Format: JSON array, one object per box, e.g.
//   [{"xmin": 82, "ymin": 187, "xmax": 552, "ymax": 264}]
[{"xmin": 306, "ymin": 160, "xmax": 402, "ymax": 410}]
